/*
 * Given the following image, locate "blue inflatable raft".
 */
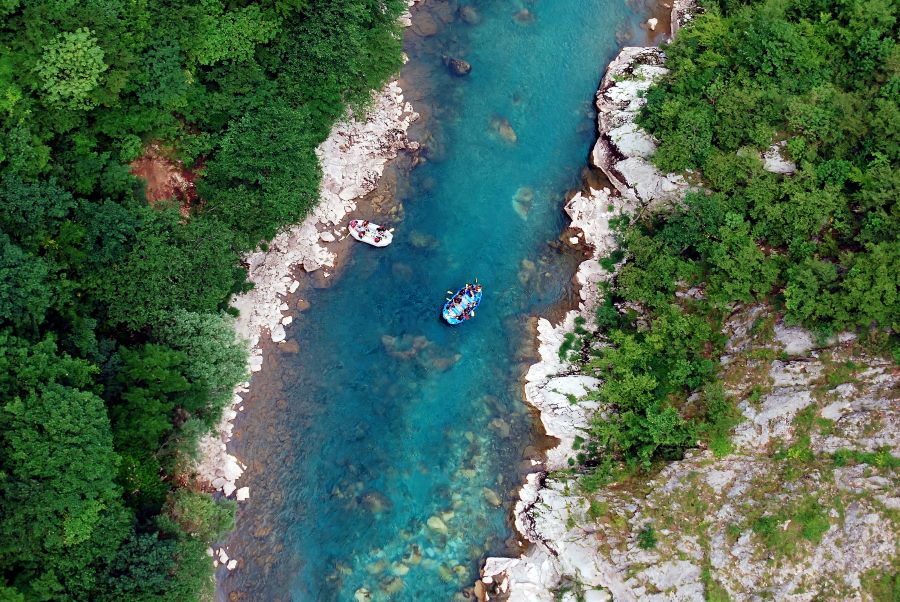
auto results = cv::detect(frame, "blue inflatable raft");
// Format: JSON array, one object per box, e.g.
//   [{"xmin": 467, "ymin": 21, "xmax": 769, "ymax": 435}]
[{"xmin": 442, "ymin": 284, "xmax": 483, "ymax": 325}]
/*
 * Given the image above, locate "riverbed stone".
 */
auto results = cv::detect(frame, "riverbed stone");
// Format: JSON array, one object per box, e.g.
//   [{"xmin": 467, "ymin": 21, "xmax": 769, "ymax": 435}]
[
  {"xmin": 491, "ymin": 116, "xmax": 517, "ymax": 143},
  {"xmin": 482, "ymin": 487, "xmax": 502, "ymax": 507},
  {"xmin": 427, "ymin": 516, "xmax": 449, "ymax": 534},
  {"xmin": 458, "ymin": 4, "xmax": 480, "ymax": 24},
  {"xmin": 448, "ymin": 58, "xmax": 472, "ymax": 77},
  {"xmin": 513, "ymin": 8, "xmax": 535, "ymax": 23}
]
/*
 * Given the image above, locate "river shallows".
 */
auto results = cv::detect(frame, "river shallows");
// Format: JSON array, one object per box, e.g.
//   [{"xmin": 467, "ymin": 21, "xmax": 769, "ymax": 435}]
[{"xmin": 221, "ymin": 2, "xmax": 651, "ymax": 599}]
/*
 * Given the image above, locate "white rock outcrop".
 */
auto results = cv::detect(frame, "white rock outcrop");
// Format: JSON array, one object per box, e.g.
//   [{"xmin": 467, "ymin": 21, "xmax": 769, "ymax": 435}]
[
  {"xmin": 590, "ymin": 47, "xmax": 689, "ymax": 208},
  {"xmin": 761, "ymin": 141, "xmax": 797, "ymax": 174},
  {"xmin": 483, "ymin": 300, "xmax": 899, "ymax": 601}
]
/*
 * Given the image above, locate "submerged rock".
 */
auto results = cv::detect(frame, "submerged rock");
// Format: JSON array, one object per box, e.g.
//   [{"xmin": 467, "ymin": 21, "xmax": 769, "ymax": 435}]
[
  {"xmin": 512, "ymin": 8, "xmax": 535, "ymax": 23},
  {"xmin": 362, "ymin": 491, "xmax": 392, "ymax": 514},
  {"xmin": 409, "ymin": 230, "xmax": 439, "ymax": 249},
  {"xmin": 353, "ymin": 587, "xmax": 372, "ymax": 602},
  {"xmin": 482, "ymin": 487, "xmax": 502, "ymax": 507},
  {"xmin": 448, "ymin": 57, "xmax": 472, "ymax": 77},
  {"xmin": 413, "ymin": 11, "xmax": 439, "ymax": 37},
  {"xmin": 391, "ymin": 562, "xmax": 410, "ymax": 576},
  {"xmin": 511, "ymin": 186, "xmax": 533, "ymax": 219},
  {"xmin": 381, "ymin": 577, "xmax": 404, "ymax": 595},
  {"xmin": 458, "ymin": 4, "xmax": 481, "ymax": 25},
  {"xmin": 490, "ymin": 116, "xmax": 518, "ymax": 143},
  {"xmin": 427, "ymin": 515, "xmax": 449, "ymax": 534}
]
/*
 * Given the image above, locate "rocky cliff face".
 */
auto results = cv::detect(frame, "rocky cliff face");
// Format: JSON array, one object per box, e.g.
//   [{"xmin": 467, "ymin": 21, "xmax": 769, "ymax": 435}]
[
  {"xmin": 484, "ymin": 301, "xmax": 897, "ymax": 601},
  {"xmin": 478, "ymin": 5, "xmax": 898, "ymax": 600}
]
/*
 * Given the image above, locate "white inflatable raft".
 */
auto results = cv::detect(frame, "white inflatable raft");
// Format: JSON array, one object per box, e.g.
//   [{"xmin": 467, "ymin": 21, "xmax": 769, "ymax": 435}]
[{"xmin": 348, "ymin": 219, "xmax": 393, "ymax": 247}]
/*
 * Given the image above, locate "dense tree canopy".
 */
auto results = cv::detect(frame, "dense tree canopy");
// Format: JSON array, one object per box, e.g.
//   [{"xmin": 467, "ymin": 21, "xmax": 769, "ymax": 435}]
[{"xmin": 0, "ymin": 0, "xmax": 403, "ymax": 598}]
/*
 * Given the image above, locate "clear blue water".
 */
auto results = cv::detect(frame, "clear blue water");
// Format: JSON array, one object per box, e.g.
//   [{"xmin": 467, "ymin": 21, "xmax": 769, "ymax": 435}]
[{"xmin": 221, "ymin": 2, "xmax": 653, "ymax": 600}]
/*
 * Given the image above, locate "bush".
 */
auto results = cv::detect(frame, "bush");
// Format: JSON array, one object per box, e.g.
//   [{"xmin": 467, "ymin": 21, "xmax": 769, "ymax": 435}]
[{"xmin": 637, "ymin": 524, "xmax": 657, "ymax": 549}]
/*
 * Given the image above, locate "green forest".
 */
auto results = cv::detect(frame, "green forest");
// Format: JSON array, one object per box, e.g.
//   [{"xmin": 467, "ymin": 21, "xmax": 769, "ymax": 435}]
[
  {"xmin": 571, "ymin": 0, "xmax": 898, "ymax": 484},
  {"xmin": 0, "ymin": 0, "xmax": 403, "ymax": 599}
]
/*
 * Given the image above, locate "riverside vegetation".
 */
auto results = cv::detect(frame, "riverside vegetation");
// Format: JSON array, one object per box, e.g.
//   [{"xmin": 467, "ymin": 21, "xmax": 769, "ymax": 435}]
[
  {"xmin": 564, "ymin": 0, "xmax": 898, "ymax": 488},
  {"xmin": 0, "ymin": 1, "xmax": 404, "ymax": 600}
]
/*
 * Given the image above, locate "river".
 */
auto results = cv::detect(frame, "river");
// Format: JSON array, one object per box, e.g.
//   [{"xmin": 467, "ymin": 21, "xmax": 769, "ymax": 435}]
[{"xmin": 220, "ymin": 1, "xmax": 656, "ymax": 600}]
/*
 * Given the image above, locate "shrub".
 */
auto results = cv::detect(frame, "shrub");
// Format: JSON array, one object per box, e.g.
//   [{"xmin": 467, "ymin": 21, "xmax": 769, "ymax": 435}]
[{"xmin": 637, "ymin": 524, "xmax": 657, "ymax": 549}]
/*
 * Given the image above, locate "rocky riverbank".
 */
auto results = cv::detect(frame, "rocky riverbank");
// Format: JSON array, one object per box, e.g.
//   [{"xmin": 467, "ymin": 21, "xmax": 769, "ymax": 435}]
[
  {"xmin": 478, "ymin": 1, "xmax": 898, "ymax": 600},
  {"xmin": 195, "ymin": 0, "xmax": 421, "ymax": 552}
]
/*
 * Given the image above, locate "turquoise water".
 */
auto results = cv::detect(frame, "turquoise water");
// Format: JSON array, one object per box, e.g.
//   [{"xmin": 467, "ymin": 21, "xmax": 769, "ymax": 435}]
[{"xmin": 221, "ymin": 2, "xmax": 653, "ymax": 600}]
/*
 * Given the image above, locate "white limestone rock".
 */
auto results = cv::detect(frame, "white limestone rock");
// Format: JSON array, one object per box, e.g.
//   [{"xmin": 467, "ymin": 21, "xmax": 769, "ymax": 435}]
[
  {"xmin": 591, "ymin": 47, "xmax": 688, "ymax": 208},
  {"xmin": 761, "ymin": 141, "xmax": 796, "ymax": 174}
]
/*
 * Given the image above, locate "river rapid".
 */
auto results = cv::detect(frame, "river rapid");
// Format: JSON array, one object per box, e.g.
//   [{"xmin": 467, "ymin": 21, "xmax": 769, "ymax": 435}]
[{"xmin": 221, "ymin": 1, "xmax": 656, "ymax": 600}]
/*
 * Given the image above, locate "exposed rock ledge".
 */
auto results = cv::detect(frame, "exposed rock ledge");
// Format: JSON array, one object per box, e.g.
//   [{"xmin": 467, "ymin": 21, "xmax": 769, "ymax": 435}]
[
  {"xmin": 195, "ymin": 2, "xmax": 421, "ymax": 509},
  {"xmin": 590, "ymin": 46, "xmax": 688, "ymax": 209}
]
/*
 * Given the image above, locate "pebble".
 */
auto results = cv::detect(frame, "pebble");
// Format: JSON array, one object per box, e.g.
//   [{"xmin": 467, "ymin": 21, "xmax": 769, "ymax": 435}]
[
  {"xmin": 236, "ymin": 487, "xmax": 250, "ymax": 501},
  {"xmin": 648, "ymin": 17, "xmax": 658, "ymax": 30}
]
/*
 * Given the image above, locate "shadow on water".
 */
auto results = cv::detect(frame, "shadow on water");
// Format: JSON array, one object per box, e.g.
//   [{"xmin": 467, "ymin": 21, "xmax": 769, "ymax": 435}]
[{"xmin": 220, "ymin": 1, "xmax": 662, "ymax": 600}]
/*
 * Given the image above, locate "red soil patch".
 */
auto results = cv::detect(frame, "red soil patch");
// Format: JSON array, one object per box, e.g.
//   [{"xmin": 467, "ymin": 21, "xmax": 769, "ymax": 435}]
[{"xmin": 130, "ymin": 143, "xmax": 203, "ymax": 215}]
